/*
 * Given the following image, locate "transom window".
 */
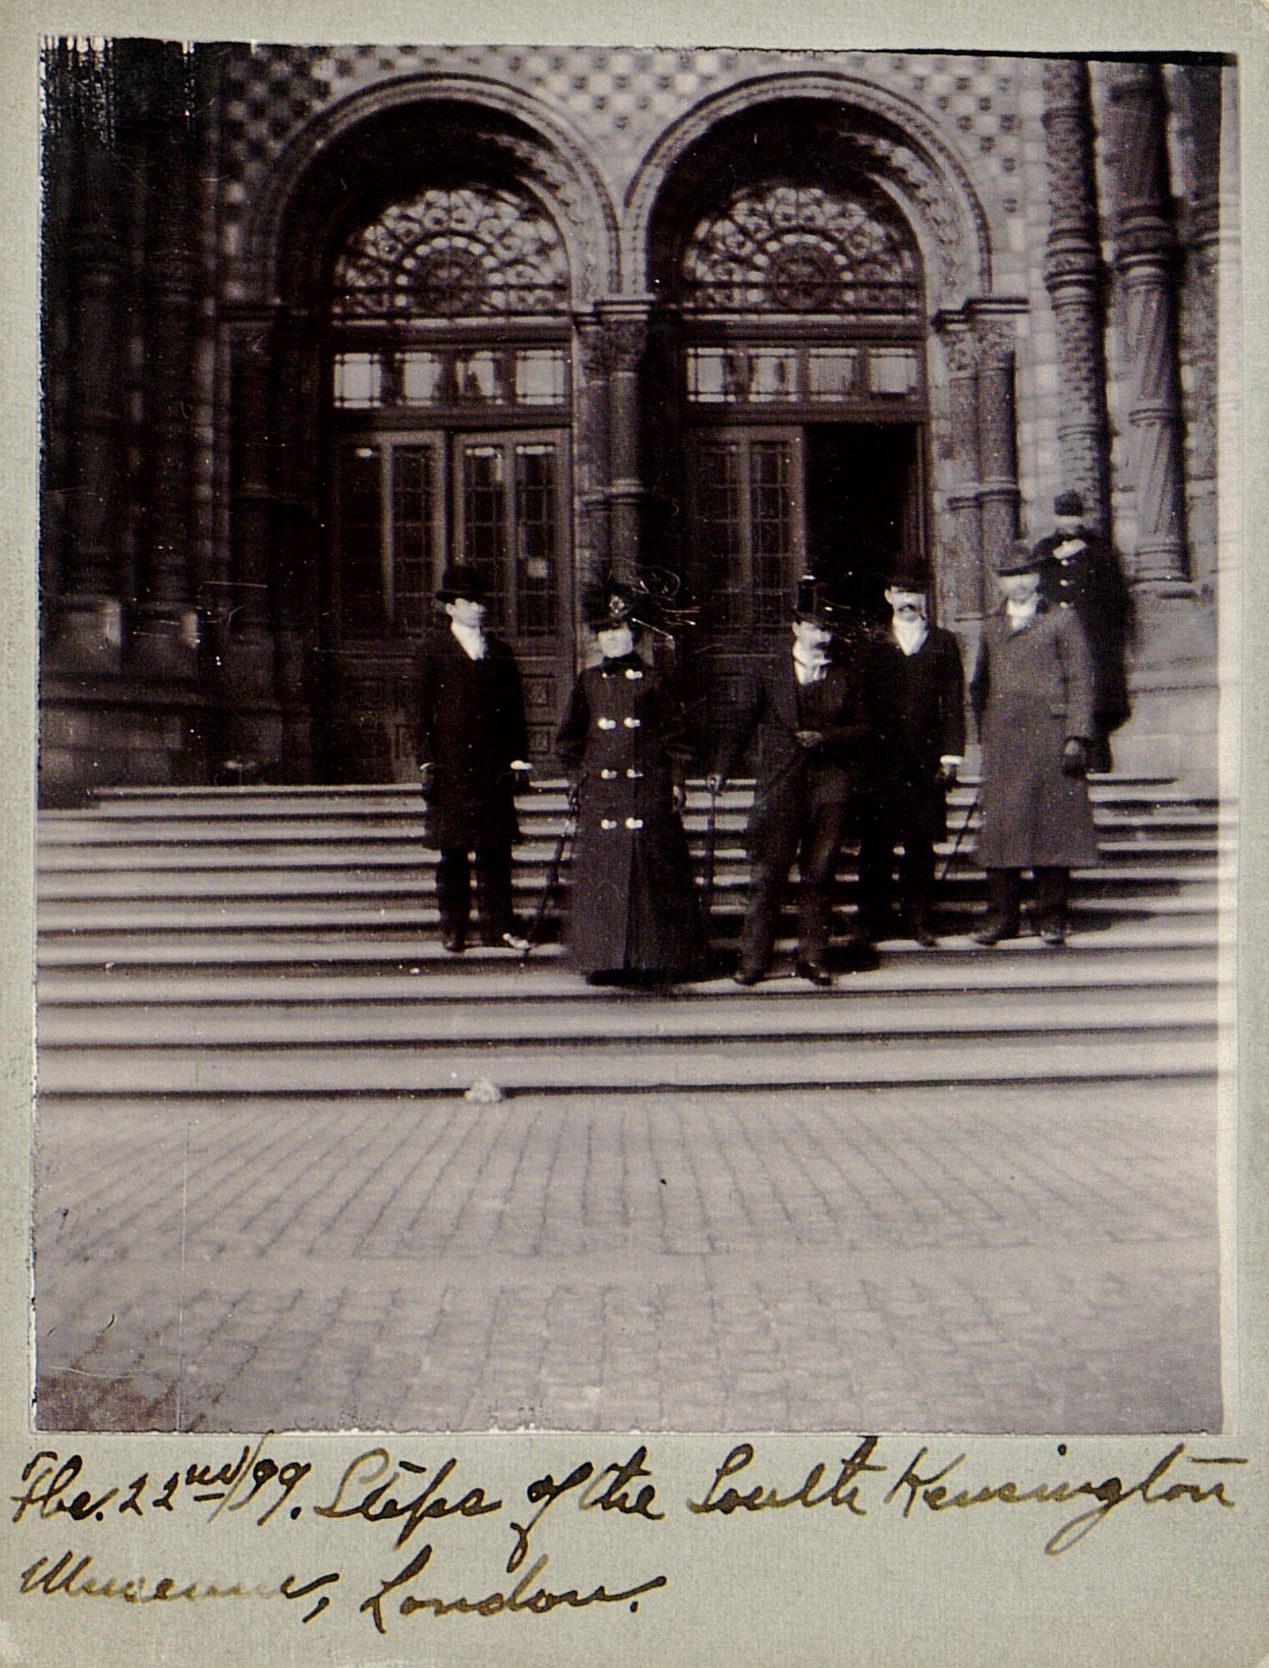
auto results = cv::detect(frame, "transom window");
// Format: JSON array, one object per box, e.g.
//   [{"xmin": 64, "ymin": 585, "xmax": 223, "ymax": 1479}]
[
  {"xmin": 332, "ymin": 184, "xmax": 569, "ymax": 319},
  {"xmin": 686, "ymin": 343, "xmax": 920, "ymax": 405},
  {"xmin": 680, "ymin": 182, "xmax": 921, "ymax": 318}
]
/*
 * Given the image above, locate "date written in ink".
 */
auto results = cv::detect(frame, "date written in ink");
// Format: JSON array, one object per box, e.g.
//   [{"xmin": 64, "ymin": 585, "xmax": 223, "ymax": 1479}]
[{"xmin": 12, "ymin": 1436, "xmax": 311, "ymax": 1528}]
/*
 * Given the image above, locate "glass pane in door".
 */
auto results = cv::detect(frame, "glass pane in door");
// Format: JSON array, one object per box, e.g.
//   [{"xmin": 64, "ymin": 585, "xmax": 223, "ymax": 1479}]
[
  {"xmin": 514, "ymin": 443, "xmax": 558, "ymax": 637},
  {"xmin": 749, "ymin": 440, "xmax": 796, "ymax": 630},
  {"xmin": 459, "ymin": 444, "xmax": 508, "ymax": 627},
  {"xmin": 336, "ymin": 441, "xmax": 385, "ymax": 637},
  {"xmin": 391, "ymin": 443, "xmax": 438, "ymax": 633}
]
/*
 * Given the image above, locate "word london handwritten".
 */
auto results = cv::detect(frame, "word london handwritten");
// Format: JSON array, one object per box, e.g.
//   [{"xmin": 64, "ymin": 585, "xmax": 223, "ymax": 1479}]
[{"xmin": 12, "ymin": 1437, "xmax": 1248, "ymax": 1635}]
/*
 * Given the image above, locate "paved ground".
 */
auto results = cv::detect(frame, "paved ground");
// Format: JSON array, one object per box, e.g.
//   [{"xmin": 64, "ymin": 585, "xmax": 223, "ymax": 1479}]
[{"xmin": 33, "ymin": 1072, "xmax": 1222, "ymax": 1434}]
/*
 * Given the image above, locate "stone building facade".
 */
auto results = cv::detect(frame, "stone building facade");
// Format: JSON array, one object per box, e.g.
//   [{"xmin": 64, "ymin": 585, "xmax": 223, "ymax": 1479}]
[{"xmin": 39, "ymin": 41, "xmax": 1237, "ymax": 798}]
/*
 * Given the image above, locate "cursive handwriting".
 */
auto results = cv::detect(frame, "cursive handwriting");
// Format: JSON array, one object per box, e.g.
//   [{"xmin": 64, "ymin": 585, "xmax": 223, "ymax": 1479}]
[
  {"xmin": 883, "ymin": 1442, "xmax": 1247, "ymax": 1554},
  {"xmin": 20, "ymin": 1551, "xmax": 339, "ymax": 1622},
  {"xmin": 359, "ymin": 1542, "xmax": 667, "ymax": 1635},
  {"xmin": 688, "ymin": 1439, "xmax": 885, "ymax": 1517},
  {"xmin": 313, "ymin": 1449, "xmax": 500, "ymax": 1548},
  {"xmin": 12, "ymin": 1438, "xmax": 310, "ymax": 1528},
  {"xmin": 507, "ymin": 1446, "xmax": 663, "ymax": 1573}
]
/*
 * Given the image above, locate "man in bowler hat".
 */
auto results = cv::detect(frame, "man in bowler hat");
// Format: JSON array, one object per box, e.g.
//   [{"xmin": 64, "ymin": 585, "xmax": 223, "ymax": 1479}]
[
  {"xmin": 1031, "ymin": 490, "xmax": 1131, "ymax": 773},
  {"xmin": 855, "ymin": 559, "xmax": 965, "ymax": 947},
  {"xmin": 709, "ymin": 576, "xmax": 877, "ymax": 987},
  {"xmin": 416, "ymin": 564, "xmax": 532, "ymax": 953},
  {"xmin": 970, "ymin": 539, "xmax": 1099, "ymax": 948}
]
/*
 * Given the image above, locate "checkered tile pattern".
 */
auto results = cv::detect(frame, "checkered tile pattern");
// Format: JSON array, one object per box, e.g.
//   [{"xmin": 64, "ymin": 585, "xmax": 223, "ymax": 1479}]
[{"xmin": 213, "ymin": 45, "xmax": 1029, "ymax": 268}]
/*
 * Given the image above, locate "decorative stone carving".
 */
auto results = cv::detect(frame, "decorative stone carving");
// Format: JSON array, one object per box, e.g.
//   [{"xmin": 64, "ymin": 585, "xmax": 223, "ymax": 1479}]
[
  {"xmin": 1041, "ymin": 59, "xmax": 1111, "ymax": 530},
  {"xmin": 1103, "ymin": 63, "xmax": 1188, "ymax": 585}
]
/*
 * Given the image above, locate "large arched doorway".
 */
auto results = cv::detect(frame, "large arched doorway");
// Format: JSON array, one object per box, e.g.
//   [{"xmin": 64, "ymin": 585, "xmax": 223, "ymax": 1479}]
[
  {"xmin": 242, "ymin": 92, "xmax": 616, "ymax": 780},
  {"xmin": 645, "ymin": 101, "xmax": 932, "ymax": 733}
]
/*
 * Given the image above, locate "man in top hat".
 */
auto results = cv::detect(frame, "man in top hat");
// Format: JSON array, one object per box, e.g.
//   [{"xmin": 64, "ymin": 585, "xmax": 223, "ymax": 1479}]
[
  {"xmin": 1031, "ymin": 490, "xmax": 1131, "ymax": 773},
  {"xmin": 855, "ymin": 558, "xmax": 966, "ymax": 947},
  {"xmin": 708, "ymin": 576, "xmax": 879, "ymax": 987},
  {"xmin": 415, "ymin": 563, "xmax": 532, "ymax": 953},
  {"xmin": 969, "ymin": 538, "xmax": 1099, "ymax": 947}
]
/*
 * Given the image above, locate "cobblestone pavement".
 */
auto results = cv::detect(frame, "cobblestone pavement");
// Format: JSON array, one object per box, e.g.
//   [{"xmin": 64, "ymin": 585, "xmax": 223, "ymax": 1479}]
[{"xmin": 33, "ymin": 1075, "xmax": 1222, "ymax": 1434}]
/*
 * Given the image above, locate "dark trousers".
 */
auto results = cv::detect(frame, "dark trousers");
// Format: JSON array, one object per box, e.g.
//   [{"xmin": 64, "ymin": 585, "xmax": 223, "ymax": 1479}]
[
  {"xmin": 857, "ymin": 828, "xmax": 936, "ymax": 931},
  {"xmin": 984, "ymin": 866, "xmax": 1070, "ymax": 931},
  {"xmin": 741, "ymin": 799, "xmax": 850, "ymax": 970},
  {"xmin": 437, "ymin": 845, "xmax": 515, "ymax": 941}
]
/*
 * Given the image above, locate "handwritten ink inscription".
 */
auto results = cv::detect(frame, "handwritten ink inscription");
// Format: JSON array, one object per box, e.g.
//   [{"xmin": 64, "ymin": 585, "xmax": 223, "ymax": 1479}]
[{"xmin": 9, "ymin": 1437, "xmax": 1248, "ymax": 1634}]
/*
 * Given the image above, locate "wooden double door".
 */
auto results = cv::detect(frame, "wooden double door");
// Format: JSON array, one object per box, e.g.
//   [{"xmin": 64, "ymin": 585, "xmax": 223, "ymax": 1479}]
[
  {"xmin": 683, "ymin": 418, "xmax": 926, "ymax": 739},
  {"xmin": 324, "ymin": 425, "xmax": 574, "ymax": 779}
]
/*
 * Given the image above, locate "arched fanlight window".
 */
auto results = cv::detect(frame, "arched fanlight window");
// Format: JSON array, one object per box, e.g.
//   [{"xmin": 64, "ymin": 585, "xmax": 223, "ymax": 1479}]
[
  {"xmin": 332, "ymin": 183, "xmax": 570, "ymax": 319},
  {"xmin": 680, "ymin": 182, "xmax": 920, "ymax": 317}
]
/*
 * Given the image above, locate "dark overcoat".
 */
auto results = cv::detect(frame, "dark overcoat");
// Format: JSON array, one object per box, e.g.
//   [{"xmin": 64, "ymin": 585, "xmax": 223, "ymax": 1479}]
[
  {"xmin": 969, "ymin": 602, "xmax": 1100, "ymax": 869},
  {"xmin": 415, "ymin": 629, "xmax": 528, "ymax": 850},
  {"xmin": 865, "ymin": 625, "xmax": 966, "ymax": 842},
  {"xmin": 555, "ymin": 652, "xmax": 703, "ymax": 977},
  {"xmin": 714, "ymin": 643, "xmax": 878, "ymax": 859},
  {"xmin": 1032, "ymin": 526, "xmax": 1131, "ymax": 733}
]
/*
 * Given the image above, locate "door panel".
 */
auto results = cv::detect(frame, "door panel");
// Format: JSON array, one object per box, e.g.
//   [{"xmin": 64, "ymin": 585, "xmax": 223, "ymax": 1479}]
[{"xmin": 328, "ymin": 427, "xmax": 572, "ymax": 780}]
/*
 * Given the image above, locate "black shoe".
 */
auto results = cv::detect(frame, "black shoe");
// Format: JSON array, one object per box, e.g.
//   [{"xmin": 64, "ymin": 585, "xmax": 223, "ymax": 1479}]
[
  {"xmin": 795, "ymin": 960, "xmax": 833, "ymax": 988},
  {"xmin": 973, "ymin": 919, "xmax": 1018, "ymax": 947},
  {"xmin": 1037, "ymin": 919, "xmax": 1067, "ymax": 947},
  {"xmin": 910, "ymin": 920, "xmax": 938, "ymax": 949},
  {"xmin": 442, "ymin": 931, "xmax": 466, "ymax": 953},
  {"xmin": 733, "ymin": 964, "xmax": 766, "ymax": 987}
]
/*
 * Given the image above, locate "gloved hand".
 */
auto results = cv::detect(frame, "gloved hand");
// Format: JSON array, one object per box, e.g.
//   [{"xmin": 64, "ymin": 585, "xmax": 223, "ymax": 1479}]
[
  {"xmin": 935, "ymin": 761, "xmax": 959, "ymax": 789},
  {"xmin": 1061, "ymin": 737, "xmax": 1088, "ymax": 777},
  {"xmin": 795, "ymin": 729, "xmax": 825, "ymax": 751},
  {"xmin": 672, "ymin": 782, "xmax": 687, "ymax": 814},
  {"xmin": 418, "ymin": 762, "xmax": 436, "ymax": 799}
]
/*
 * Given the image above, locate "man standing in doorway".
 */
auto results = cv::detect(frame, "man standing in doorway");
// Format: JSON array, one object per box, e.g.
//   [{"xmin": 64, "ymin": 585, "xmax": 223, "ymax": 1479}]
[
  {"xmin": 1031, "ymin": 490, "xmax": 1131, "ymax": 774},
  {"xmin": 709, "ymin": 577, "xmax": 877, "ymax": 988},
  {"xmin": 856, "ymin": 559, "xmax": 965, "ymax": 947},
  {"xmin": 970, "ymin": 539, "xmax": 1100, "ymax": 948},
  {"xmin": 416, "ymin": 564, "xmax": 532, "ymax": 954}
]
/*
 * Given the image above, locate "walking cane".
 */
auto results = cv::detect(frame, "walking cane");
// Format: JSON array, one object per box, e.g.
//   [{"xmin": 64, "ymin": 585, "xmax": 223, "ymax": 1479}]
[
  {"xmin": 519, "ymin": 777, "xmax": 581, "ymax": 965},
  {"xmin": 938, "ymin": 782, "xmax": 980, "ymax": 884}
]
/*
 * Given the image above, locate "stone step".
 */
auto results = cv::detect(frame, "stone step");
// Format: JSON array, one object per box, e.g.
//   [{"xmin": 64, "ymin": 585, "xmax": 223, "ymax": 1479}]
[
  {"xmin": 33, "ymin": 947, "xmax": 1219, "ymax": 1005},
  {"xmin": 34, "ymin": 917, "xmax": 1230, "ymax": 970},
  {"xmin": 32, "ymin": 861, "xmax": 1231, "ymax": 904},
  {"xmin": 34, "ymin": 886, "xmax": 1230, "ymax": 935},
  {"xmin": 34, "ymin": 831, "xmax": 1234, "ymax": 874},
  {"xmin": 35, "ymin": 1031, "xmax": 1218, "ymax": 1096},
  {"xmin": 36, "ymin": 984, "xmax": 1222, "ymax": 1049}
]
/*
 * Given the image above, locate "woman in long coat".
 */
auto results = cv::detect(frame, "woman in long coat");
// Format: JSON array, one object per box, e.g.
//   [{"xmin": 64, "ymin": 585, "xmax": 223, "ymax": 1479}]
[
  {"xmin": 555, "ymin": 586, "xmax": 704, "ymax": 985},
  {"xmin": 969, "ymin": 541, "xmax": 1099, "ymax": 946}
]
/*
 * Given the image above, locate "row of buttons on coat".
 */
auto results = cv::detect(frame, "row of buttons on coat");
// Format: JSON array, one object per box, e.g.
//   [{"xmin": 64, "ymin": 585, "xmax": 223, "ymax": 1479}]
[
  {"xmin": 600, "ymin": 817, "xmax": 645, "ymax": 830},
  {"xmin": 596, "ymin": 716, "xmax": 642, "ymax": 729},
  {"xmin": 599, "ymin": 768, "xmax": 644, "ymax": 779}
]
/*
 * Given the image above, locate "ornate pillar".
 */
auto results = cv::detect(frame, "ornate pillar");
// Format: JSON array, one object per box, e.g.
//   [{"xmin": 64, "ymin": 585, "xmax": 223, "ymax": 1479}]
[
  {"xmin": 132, "ymin": 42, "xmax": 201, "ymax": 676},
  {"xmin": 1042, "ymin": 59, "xmax": 1112, "ymax": 533},
  {"xmin": 935, "ymin": 319, "xmax": 985, "ymax": 626},
  {"xmin": 1102, "ymin": 62, "xmax": 1189, "ymax": 588},
  {"xmin": 595, "ymin": 297, "xmax": 652, "ymax": 583},
  {"xmin": 222, "ymin": 311, "xmax": 280, "ymax": 693},
  {"xmin": 49, "ymin": 136, "xmax": 128, "ymax": 671},
  {"xmin": 574, "ymin": 314, "xmax": 614, "ymax": 593},
  {"xmin": 971, "ymin": 308, "xmax": 1023, "ymax": 582}
]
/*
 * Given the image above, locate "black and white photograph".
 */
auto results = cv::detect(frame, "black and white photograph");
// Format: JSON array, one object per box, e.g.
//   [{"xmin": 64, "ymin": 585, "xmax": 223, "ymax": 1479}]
[{"xmin": 30, "ymin": 32, "xmax": 1240, "ymax": 1453}]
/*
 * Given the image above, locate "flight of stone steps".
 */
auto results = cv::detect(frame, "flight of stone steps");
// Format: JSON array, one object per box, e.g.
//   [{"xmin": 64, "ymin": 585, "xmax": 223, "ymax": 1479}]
[{"xmin": 35, "ymin": 777, "xmax": 1234, "ymax": 1098}]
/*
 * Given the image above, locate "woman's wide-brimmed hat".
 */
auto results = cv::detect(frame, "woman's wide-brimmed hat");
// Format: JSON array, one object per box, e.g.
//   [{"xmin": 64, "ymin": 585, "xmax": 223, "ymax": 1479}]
[{"xmin": 993, "ymin": 538, "xmax": 1042, "ymax": 576}]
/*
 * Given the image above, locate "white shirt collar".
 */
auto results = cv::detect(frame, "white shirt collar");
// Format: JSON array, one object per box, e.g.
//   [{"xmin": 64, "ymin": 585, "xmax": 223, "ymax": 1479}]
[
  {"xmin": 792, "ymin": 642, "xmax": 830, "ymax": 684},
  {"xmin": 892, "ymin": 616, "xmax": 928, "ymax": 656},
  {"xmin": 450, "ymin": 619, "xmax": 487, "ymax": 660},
  {"xmin": 1005, "ymin": 597, "xmax": 1040, "ymax": 628}
]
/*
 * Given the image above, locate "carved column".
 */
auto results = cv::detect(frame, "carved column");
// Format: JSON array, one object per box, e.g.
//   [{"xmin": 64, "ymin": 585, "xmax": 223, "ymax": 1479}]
[
  {"xmin": 574, "ymin": 315, "xmax": 614, "ymax": 592},
  {"xmin": 1102, "ymin": 63, "xmax": 1189, "ymax": 587},
  {"xmin": 223, "ymin": 312, "xmax": 280, "ymax": 694},
  {"xmin": 1042, "ymin": 59, "xmax": 1112, "ymax": 533},
  {"xmin": 50, "ymin": 134, "xmax": 129, "ymax": 670},
  {"xmin": 971, "ymin": 311, "xmax": 1022, "ymax": 585},
  {"xmin": 132, "ymin": 42, "xmax": 201, "ymax": 676},
  {"xmin": 936, "ymin": 320, "xmax": 985, "ymax": 626},
  {"xmin": 596, "ymin": 298, "xmax": 652, "ymax": 584}
]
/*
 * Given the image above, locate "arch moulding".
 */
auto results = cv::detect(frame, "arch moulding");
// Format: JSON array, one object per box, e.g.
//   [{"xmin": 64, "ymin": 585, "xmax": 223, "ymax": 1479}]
[
  {"xmin": 624, "ymin": 71, "xmax": 1001, "ymax": 315},
  {"xmin": 239, "ymin": 73, "xmax": 622, "ymax": 309}
]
